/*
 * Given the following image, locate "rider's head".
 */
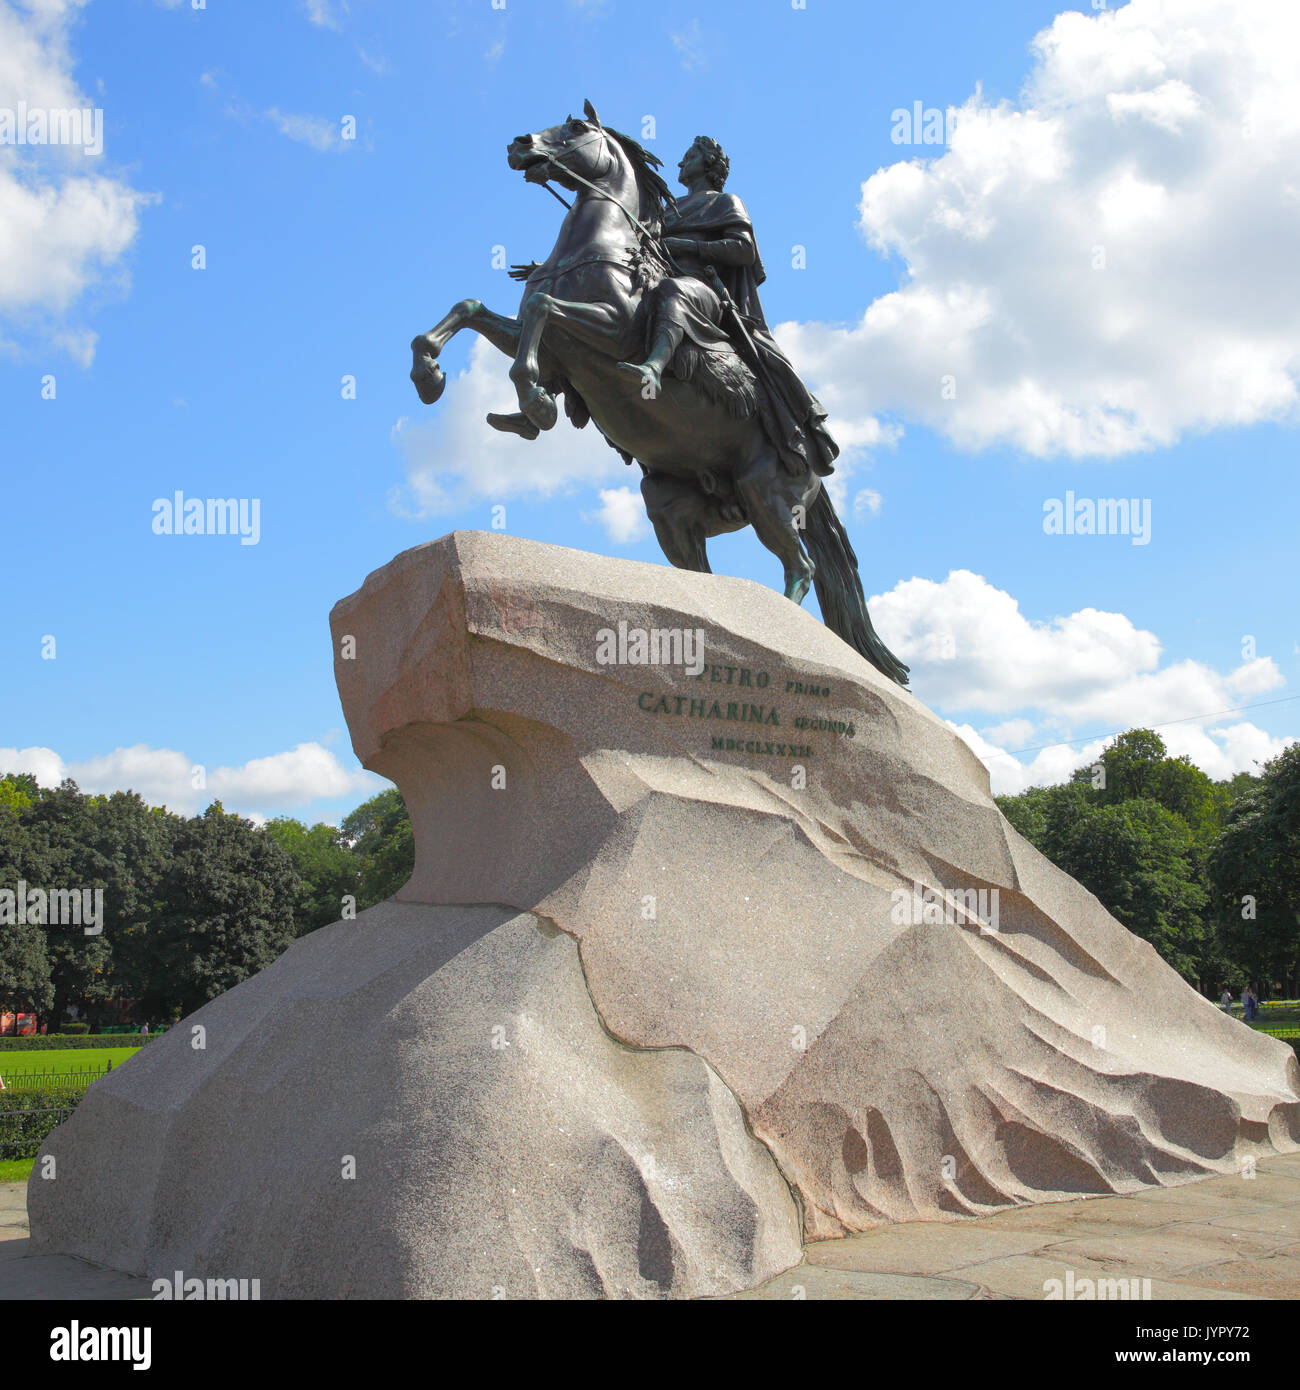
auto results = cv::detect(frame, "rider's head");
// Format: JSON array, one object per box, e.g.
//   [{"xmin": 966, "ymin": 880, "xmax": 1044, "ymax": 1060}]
[{"xmin": 684, "ymin": 136, "xmax": 729, "ymax": 191}]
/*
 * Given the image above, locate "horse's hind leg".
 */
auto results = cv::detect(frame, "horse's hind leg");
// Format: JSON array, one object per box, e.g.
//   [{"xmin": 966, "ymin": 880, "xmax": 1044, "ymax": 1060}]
[
  {"xmin": 641, "ymin": 472, "xmax": 743, "ymax": 572},
  {"xmin": 733, "ymin": 452, "xmax": 817, "ymax": 604},
  {"xmin": 410, "ymin": 300, "xmax": 521, "ymax": 404}
]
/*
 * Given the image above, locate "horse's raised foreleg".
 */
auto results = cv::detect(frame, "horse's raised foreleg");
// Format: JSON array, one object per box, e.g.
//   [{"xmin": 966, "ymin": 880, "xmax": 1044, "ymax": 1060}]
[
  {"xmin": 510, "ymin": 293, "xmax": 623, "ymax": 430},
  {"xmin": 410, "ymin": 300, "xmax": 522, "ymax": 404},
  {"xmin": 733, "ymin": 454, "xmax": 819, "ymax": 604}
]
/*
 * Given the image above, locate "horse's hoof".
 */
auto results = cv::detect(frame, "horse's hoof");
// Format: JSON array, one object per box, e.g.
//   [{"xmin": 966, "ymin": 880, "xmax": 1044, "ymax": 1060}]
[
  {"xmin": 521, "ymin": 388, "xmax": 557, "ymax": 431},
  {"xmin": 487, "ymin": 411, "xmax": 540, "ymax": 440},
  {"xmin": 411, "ymin": 358, "xmax": 445, "ymax": 405},
  {"xmin": 785, "ymin": 573, "xmax": 813, "ymax": 606}
]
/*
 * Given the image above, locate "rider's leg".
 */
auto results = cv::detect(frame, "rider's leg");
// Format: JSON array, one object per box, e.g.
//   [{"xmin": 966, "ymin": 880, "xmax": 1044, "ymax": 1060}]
[
  {"xmin": 618, "ymin": 278, "xmax": 727, "ymax": 393},
  {"xmin": 617, "ymin": 320, "xmax": 682, "ymax": 395}
]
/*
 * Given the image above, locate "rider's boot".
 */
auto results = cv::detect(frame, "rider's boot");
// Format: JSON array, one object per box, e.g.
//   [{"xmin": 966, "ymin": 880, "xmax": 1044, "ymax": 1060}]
[{"xmin": 617, "ymin": 324, "xmax": 681, "ymax": 396}]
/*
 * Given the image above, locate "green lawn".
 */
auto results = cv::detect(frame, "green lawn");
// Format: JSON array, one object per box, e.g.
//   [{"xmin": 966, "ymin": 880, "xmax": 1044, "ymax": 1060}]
[
  {"xmin": 0, "ymin": 1158, "xmax": 34, "ymax": 1183},
  {"xmin": 0, "ymin": 1048, "xmax": 140, "ymax": 1082},
  {"xmin": 1248, "ymin": 1007, "xmax": 1299, "ymax": 1031}
]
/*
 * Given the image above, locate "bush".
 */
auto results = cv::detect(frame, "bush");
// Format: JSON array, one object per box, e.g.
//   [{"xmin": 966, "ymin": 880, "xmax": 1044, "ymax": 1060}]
[
  {"xmin": 0, "ymin": 1033, "xmax": 157, "ymax": 1052},
  {"xmin": 0, "ymin": 1087, "xmax": 86, "ymax": 1161},
  {"xmin": 62, "ymin": 1023, "xmax": 91, "ymax": 1034}
]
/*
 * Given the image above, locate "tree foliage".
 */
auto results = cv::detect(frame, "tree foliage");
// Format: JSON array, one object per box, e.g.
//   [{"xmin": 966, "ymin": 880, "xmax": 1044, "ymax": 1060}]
[
  {"xmin": 0, "ymin": 773, "xmax": 420, "ymax": 1027},
  {"xmin": 263, "ymin": 818, "xmax": 359, "ymax": 936},
  {"xmin": 998, "ymin": 729, "xmax": 1273, "ymax": 988},
  {"xmin": 1207, "ymin": 743, "xmax": 1300, "ymax": 992},
  {"xmin": 340, "ymin": 788, "xmax": 414, "ymax": 907}
]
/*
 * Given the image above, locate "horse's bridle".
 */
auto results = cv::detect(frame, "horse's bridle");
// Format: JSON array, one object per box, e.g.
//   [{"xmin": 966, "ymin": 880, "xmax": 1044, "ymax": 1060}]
[{"xmin": 536, "ymin": 126, "xmax": 679, "ymax": 275}]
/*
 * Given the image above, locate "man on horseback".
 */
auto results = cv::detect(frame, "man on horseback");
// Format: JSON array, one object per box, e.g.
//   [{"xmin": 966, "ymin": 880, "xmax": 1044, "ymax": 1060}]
[
  {"xmin": 407, "ymin": 105, "xmax": 910, "ymax": 687},
  {"xmin": 616, "ymin": 136, "xmax": 839, "ymax": 480}
]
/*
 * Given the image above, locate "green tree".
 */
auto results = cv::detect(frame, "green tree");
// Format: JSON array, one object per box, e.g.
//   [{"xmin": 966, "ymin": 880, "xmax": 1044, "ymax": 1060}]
[
  {"xmin": 0, "ymin": 783, "xmax": 54, "ymax": 1019},
  {"xmin": 1207, "ymin": 743, "xmax": 1300, "ymax": 996},
  {"xmin": 341, "ymin": 788, "xmax": 414, "ymax": 908},
  {"xmin": 0, "ymin": 773, "xmax": 37, "ymax": 815},
  {"xmin": 133, "ymin": 802, "xmax": 301, "ymax": 1018},
  {"xmin": 1071, "ymin": 729, "xmax": 1226, "ymax": 849},
  {"xmin": 1051, "ymin": 797, "xmax": 1208, "ymax": 978},
  {"xmin": 998, "ymin": 780, "xmax": 1096, "ymax": 861},
  {"xmin": 1000, "ymin": 738, "xmax": 1214, "ymax": 983},
  {"xmin": 264, "ymin": 817, "xmax": 360, "ymax": 935},
  {"xmin": 10, "ymin": 780, "xmax": 180, "ymax": 1028}
]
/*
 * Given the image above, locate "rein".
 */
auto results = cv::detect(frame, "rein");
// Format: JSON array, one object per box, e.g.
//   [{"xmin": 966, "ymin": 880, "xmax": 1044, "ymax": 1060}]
[
  {"xmin": 525, "ymin": 255, "xmax": 637, "ymax": 285},
  {"xmin": 538, "ymin": 130, "xmax": 679, "ymax": 275}
]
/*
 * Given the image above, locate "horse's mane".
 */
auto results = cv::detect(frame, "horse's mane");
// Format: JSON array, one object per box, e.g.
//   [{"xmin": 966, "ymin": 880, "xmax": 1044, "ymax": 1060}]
[{"xmin": 603, "ymin": 126, "xmax": 676, "ymax": 230}]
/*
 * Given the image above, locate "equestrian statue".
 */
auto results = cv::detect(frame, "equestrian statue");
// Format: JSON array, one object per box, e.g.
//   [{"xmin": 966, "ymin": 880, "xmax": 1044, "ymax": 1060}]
[{"xmin": 409, "ymin": 101, "xmax": 909, "ymax": 687}]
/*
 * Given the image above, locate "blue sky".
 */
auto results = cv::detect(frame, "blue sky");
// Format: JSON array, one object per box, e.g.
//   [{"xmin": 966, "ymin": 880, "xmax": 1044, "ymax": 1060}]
[{"xmin": 2, "ymin": 0, "xmax": 1297, "ymax": 825}]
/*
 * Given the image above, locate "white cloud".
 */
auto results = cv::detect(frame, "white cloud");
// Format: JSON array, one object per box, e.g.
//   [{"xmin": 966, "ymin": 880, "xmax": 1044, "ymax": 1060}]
[
  {"xmin": 390, "ymin": 336, "xmax": 624, "ymax": 515},
  {"xmin": 980, "ymin": 717, "xmax": 1036, "ymax": 748},
  {"xmin": 852, "ymin": 488, "xmax": 882, "ymax": 518},
  {"xmin": 303, "ymin": 0, "xmax": 345, "ymax": 29},
  {"xmin": 780, "ymin": 0, "xmax": 1300, "ymax": 458},
  {"xmin": 583, "ymin": 485, "xmax": 649, "ymax": 544},
  {"xmin": 264, "ymin": 108, "xmax": 343, "ymax": 152},
  {"xmin": 0, "ymin": 0, "xmax": 149, "ymax": 356},
  {"xmin": 871, "ymin": 568, "xmax": 1284, "ymax": 720},
  {"xmin": 0, "ymin": 741, "xmax": 383, "ymax": 818},
  {"xmin": 954, "ymin": 717, "xmax": 1295, "ymax": 799},
  {"xmin": 0, "ymin": 744, "xmax": 65, "ymax": 787},
  {"xmin": 670, "ymin": 18, "xmax": 707, "ymax": 75},
  {"xmin": 947, "ymin": 722, "xmax": 1113, "ymax": 798},
  {"xmin": 863, "ymin": 568, "xmax": 1294, "ymax": 794}
]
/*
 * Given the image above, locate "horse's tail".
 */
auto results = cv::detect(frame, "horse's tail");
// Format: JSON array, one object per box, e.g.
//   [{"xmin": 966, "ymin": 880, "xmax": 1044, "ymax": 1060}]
[{"xmin": 804, "ymin": 488, "xmax": 910, "ymax": 687}]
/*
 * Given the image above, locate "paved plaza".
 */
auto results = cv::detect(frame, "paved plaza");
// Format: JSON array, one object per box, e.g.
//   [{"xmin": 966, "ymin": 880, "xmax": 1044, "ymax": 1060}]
[{"xmin": 2, "ymin": 1152, "xmax": 1297, "ymax": 1301}]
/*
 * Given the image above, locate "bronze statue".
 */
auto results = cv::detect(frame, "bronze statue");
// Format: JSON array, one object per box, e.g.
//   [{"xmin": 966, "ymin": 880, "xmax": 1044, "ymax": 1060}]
[
  {"xmin": 409, "ymin": 101, "xmax": 908, "ymax": 686},
  {"xmin": 616, "ymin": 135, "xmax": 838, "ymax": 480}
]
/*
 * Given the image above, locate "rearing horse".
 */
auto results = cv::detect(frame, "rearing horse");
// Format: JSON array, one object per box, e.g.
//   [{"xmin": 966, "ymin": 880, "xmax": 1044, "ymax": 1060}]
[{"xmin": 409, "ymin": 103, "xmax": 909, "ymax": 687}]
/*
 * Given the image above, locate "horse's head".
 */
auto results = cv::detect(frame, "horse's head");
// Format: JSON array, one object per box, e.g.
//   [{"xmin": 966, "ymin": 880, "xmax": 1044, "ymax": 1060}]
[{"xmin": 507, "ymin": 101, "xmax": 619, "ymax": 193}]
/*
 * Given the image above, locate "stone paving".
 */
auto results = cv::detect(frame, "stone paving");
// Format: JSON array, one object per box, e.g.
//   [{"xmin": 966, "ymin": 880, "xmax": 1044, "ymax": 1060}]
[
  {"xmin": 723, "ymin": 1151, "xmax": 1300, "ymax": 1300},
  {"xmin": 1, "ymin": 1152, "xmax": 1297, "ymax": 1300}
]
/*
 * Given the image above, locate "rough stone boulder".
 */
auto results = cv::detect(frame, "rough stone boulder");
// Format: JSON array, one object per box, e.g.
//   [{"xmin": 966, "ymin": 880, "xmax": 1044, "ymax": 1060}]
[{"xmin": 29, "ymin": 531, "xmax": 1300, "ymax": 1295}]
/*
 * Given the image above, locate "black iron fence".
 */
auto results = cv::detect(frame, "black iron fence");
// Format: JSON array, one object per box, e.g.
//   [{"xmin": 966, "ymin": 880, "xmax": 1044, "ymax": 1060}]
[
  {"xmin": 0, "ymin": 1092, "xmax": 84, "ymax": 1161},
  {"xmin": 1, "ymin": 1064, "xmax": 113, "ymax": 1092}
]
